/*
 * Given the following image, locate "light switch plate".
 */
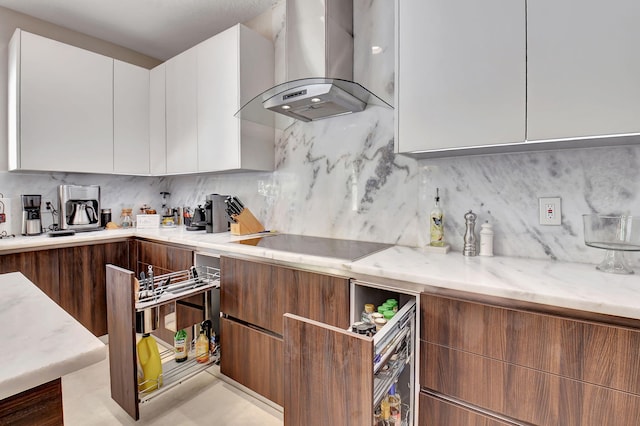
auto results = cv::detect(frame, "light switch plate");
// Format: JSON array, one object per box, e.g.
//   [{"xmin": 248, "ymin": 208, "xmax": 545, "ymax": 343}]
[{"xmin": 539, "ymin": 197, "xmax": 561, "ymax": 226}]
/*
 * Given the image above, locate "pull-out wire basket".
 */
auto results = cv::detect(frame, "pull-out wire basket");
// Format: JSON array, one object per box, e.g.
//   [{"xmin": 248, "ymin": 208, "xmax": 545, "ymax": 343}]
[{"xmin": 136, "ymin": 265, "xmax": 220, "ymax": 307}]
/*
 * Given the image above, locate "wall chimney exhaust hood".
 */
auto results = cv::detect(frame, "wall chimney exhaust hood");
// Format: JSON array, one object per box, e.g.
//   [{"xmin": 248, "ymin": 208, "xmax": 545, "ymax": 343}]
[{"xmin": 235, "ymin": 0, "xmax": 392, "ymax": 128}]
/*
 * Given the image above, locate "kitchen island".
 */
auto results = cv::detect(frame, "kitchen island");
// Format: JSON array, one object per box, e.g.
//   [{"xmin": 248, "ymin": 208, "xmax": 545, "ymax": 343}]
[{"xmin": 0, "ymin": 272, "xmax": 106, "ymax": 424}]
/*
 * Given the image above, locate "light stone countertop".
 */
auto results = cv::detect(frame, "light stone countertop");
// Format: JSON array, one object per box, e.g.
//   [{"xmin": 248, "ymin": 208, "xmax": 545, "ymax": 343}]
[
  {"xmin": 2, "ymin": 227, "xmax": 640, "ymax": 321},
  {"xmin": 343, "ymin": 246, "xmax": 640, "ymax": 320},
  {"xmin": 0, "ymin": 272, "xmax": 106, "ymax": 400}
]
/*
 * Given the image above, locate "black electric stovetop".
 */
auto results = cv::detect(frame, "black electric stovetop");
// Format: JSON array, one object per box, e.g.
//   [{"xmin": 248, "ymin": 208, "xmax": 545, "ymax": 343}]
[{"xmin": 232, "ymin": 233, "xmax": 392, "ymax": 262}]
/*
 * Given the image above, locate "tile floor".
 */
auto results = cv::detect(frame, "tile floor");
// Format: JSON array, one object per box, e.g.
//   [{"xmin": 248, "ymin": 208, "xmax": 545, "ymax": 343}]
[{"xmin": 62, "ymin": 348, "xmax": 283, "ymax": 425}]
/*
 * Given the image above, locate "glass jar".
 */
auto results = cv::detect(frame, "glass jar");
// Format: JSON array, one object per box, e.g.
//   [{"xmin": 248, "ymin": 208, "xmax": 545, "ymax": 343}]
[
  {"xmin": 120, "ymin": 208, "xmax": 133, "ymax": 228},
  {"xmin": 361, "ymin": 303, "xmax": 375, "ymax": 323},
  {"xmin": 374, "ymin": 318, "xmax": 387, "ymax": 331}
]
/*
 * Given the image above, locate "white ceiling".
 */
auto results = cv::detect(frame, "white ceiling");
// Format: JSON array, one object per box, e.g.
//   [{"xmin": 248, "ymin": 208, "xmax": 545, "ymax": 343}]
[{"xmin": 0, "ymin": 0, "xmax": 277, "ymax": 60}]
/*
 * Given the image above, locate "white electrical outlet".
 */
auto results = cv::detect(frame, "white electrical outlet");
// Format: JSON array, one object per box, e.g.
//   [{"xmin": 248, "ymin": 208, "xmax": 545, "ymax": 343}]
[{"xmin": 539, "ymin": 197, "xmax": 561, "ymax": 226}]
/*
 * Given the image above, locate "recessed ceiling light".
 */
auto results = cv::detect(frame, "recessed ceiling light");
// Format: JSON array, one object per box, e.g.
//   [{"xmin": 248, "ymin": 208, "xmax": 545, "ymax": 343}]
[{"xmin": 371, "ymin": 46, "xmax": 383, "ymax": 55}]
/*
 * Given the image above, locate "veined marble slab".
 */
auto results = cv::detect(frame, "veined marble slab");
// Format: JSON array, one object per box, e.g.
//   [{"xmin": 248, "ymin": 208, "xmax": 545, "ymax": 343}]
[{"xmin": 0, "ymin": 272, "xmax": 106, "ymax": 400}]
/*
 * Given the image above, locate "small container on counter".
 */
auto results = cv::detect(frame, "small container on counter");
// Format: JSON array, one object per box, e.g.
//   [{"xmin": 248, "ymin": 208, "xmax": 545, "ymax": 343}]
[
  {"xmin": 479, "ymin": 221, "xmax": 494, "ymax": 256},
  {"xmin": 100, "ymin": 208, "xmax": 111, "ymax": 228},
  {"xmin": 120, "ymin": 208, "xmax": 133, "ymax": 228}
]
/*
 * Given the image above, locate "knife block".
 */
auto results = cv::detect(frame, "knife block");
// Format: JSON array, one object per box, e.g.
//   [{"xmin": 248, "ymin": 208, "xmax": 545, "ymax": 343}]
[{"xmin": 230, "ymin": 208, "xmax": 265, "ymax": 235}]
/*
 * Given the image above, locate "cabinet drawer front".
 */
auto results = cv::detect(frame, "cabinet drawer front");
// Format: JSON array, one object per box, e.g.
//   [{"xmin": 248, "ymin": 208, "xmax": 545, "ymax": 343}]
[
  {"xmin": 419, "ymin": 392, "xmax": 514, "ymax": 426},
  {"xmin": 220, "ymin": 257, "xmax": 350, "ymax": 334},
  {"xmin": 220, "ymin": 317, "xmax": 283, "ymax": 406},
  {"xmin": 421, "ymin": 293, "xmax": 640, "ymax": 395},
  {"xmin": 420, "ymin": 342, "xmax": 640, "ymax": 426},
  {"xmin": 136, "ymin": 240, "xmax": 193, "ymax": 272},
  {"xmin": 284, "ymin": 313, "xmax": 374, "ymax": 426}
]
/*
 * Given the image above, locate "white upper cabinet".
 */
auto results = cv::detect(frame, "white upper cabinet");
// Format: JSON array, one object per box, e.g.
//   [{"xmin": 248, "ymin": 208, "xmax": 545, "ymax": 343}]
[
  {"xmin": 149, "ymin": 64, "xmax": 167, "ymax": 175},
  {"xmin": 165, "ymin": 48, "xmax": 198, "ymax": 174},
  {"xmin": 527, "ymin": 0, "xmax": 640, "ymax": 141},
  {"xmin": 114, "ymin": 60, "xmax": 150, "ymax": 175},
  {"xmin": 197, "ymin": 24, "xmax": 274, "ymax": 173},
  {"xmin": 9, "ymin": 29, "xmax": 114, "ymax": 173},
  {"xmin": 396, "ymin": 0, "xmax": 526, "ymax": 153}
]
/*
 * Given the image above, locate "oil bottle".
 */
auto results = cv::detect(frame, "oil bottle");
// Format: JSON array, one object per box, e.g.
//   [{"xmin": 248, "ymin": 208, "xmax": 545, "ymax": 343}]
[
  {"xmin": 195, "ymin": 320, "xmax": 211, "ymax": 364},
  {"xmin": 430, "ymin": 188, "xmax": 445, "ymax": 247}
]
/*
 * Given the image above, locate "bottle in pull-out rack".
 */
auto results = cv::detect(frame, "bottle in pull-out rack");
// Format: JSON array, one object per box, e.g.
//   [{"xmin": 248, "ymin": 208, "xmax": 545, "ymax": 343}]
[
  {"xmin": 429, "ymin": 188, "xmax": 445, "ymax": 247},
  {"xmin": 388, "ymin": 383, "xmax": 401, "ymax": 424},
  {"xmin": 195, "ymin": 322, "xmax": 210, "ymax": 364},
  {"xmin": 174, "ymin": 329, "xmax": 188, "ymax": 363}
]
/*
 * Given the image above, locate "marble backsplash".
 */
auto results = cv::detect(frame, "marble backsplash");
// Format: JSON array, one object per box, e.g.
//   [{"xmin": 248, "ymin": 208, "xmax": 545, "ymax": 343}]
[{"xmin": 1, "ymin": 0, "xmax": 640, "ymax": 269}]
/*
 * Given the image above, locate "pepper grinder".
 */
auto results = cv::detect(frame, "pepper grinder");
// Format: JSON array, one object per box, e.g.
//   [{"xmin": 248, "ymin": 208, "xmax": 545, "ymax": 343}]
[{"xmin": 463, "ymin": 210, "xmax": 478, "ymax": 256}]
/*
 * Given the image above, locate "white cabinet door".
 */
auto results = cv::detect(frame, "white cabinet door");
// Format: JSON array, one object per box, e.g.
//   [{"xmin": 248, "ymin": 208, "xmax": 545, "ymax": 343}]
[
  {"xmin": 13, "ymin": 30, "xmax": 114, "ymax": 173},
  {"xmin": 527, "ymin": 0, "xmax": 640, "ymax": 141},
  {"xmin": 197, "ymin": 24, "xmax": 274, "ymax": 173},
  {"xmin": 114, "ymin": 60, "xmax": 150, "ymax": 175},
  {"xmin": 396, "ymin": 0, "xmax": 526, "ymax": 153},
  {"xmin": 165, "ymin": 48, "xmax": 198, "ymax": 174},
  {"xmin": 149, "ymin": 64, "xmax": 167, "ymax": 175},
  {"xmin": 197, "ymin": 26, "xmax": 238, "ymax": 172}
]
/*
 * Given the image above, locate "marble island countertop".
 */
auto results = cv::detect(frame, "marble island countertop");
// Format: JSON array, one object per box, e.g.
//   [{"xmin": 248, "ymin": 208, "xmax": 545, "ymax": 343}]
[
  {"xmin": 0, "ymin": 272, "xmax": 106, "ymax": 400},
  {"xmin": 2, "ymin": 227, "xmax": 640, "ymax": 321}
]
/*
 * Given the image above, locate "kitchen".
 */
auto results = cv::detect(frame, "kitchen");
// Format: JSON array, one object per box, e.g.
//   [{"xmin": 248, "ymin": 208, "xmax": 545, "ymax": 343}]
[{"xmin": 1, "ymin": 0, "xmax": 640, "ymax": 425}]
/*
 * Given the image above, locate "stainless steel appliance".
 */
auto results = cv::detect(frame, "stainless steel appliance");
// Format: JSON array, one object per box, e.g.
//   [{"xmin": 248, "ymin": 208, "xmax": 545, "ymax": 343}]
[
  {"xmin": 205, "ymin": 194, "xmax": 229, "ymax": 233},
  {"xmin": 186, "ymin": 205, "xmax": 207, "ymax": 231},
  {"xmin": 58, "ymin": 185, "xmax": 100, "ymax": 232},
  {"xmin": 235, "ymin": 0, "xmax": 392, "ymax": 126},
  {"xmin": 21, "ymin": 194, "xmax": 42, "ymax": 236}
]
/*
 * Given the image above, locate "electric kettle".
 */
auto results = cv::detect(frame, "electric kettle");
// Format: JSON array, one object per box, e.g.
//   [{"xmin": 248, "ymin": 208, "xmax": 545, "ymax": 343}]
[{"xmin": 71, "ymin": 204, "xmax": 96, "ymax": 225}]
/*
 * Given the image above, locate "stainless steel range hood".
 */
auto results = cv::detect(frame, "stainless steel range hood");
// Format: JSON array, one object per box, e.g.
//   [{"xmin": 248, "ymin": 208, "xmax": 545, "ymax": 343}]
[{"xmin": 235, "ymin": 0, "xmax": 392, "ymax": 128}]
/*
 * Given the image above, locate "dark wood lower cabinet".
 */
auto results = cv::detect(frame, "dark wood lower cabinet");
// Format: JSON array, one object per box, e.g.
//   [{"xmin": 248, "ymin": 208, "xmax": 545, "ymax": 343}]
[
  {"xmin": 0, "ymin": 378, "xmax": 63, "ymax": 426},
  {"xmin": 0, "ymin": 242, "xmax": 129, "ymax": 337},
  {"xmin": 0, "ymin": 249, "xmax": 59, "ymax": 303},
  {"xmin": 219, "ymin": 256, "xmax": 350, "ymax": 407},
  {"xmin": 419, "ymin": 392, "xmax": 515, "ymax": 426},
  {"xmin": 420, "ymin": 292, "xmax": 640, "ymax": 426},
  {"xmin": 59, "ymin": 241, "xmax": 129, "ymax": 336},
  {"xmin": 283, "ymin": 313, "xmax": 373, "ymax": 426},
  {"xmin": 220, "ymin": 317, "xmax": 284, "ymax": 406}
]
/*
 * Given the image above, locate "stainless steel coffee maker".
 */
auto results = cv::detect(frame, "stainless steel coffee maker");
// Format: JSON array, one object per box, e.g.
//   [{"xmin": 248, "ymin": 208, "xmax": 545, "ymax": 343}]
[
  {"xmin": 59, "ymin": 185, "xmax": 100, "ymax": 232},
  {"xmin": 205, "ymin": 194, "xmax": 230, "ymax": 233},
  {"xmin": 21, "ymin": 194, "xmax": 42, "ymax": 236}
]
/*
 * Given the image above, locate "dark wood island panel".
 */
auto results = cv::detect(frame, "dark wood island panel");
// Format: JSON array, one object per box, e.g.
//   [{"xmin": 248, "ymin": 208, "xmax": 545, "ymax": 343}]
[{"xmin": 0, "ymin": 378, "xmax": 63, "ymax": 426}]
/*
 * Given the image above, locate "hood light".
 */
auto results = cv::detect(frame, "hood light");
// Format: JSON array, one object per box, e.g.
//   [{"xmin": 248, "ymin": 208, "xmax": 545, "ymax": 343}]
[
  {"xmin": 311, "ymin": 97, "xmax": 322, "ymax": 103},
  {"xmin": 281, "ymin": 105, "xmax": 291, "ymax": 110}
]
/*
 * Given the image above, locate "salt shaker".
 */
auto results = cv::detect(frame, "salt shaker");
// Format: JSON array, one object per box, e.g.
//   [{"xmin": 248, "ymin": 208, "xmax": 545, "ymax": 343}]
[
  {"xmin": 479, "ymin": 221, "xmax": 494, "ymax": 256},
  {"xmin": 463, "ymin": 210, "xmax": 477, "ymax": 256}
]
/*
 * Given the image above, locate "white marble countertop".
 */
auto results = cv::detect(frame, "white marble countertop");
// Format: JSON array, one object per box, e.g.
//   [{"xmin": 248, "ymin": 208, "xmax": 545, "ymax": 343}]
[
  {"xmin": 2, "ymin": 227, "xmax": 640, "ymax": 321},
  {"xmin": 0, "ymin": 272, "xmax": 106, "ymax": 400},
  {"xmin": 343, "ymin": 246, "xmax": 640, "ymax": 320}
]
